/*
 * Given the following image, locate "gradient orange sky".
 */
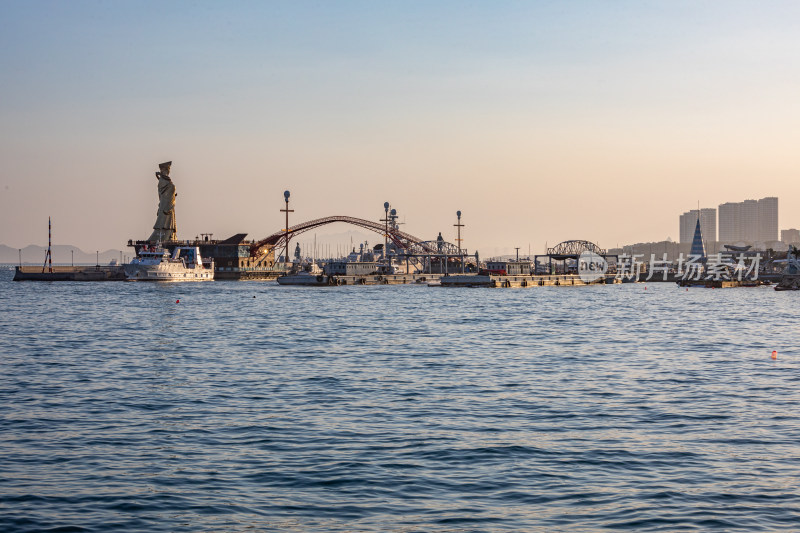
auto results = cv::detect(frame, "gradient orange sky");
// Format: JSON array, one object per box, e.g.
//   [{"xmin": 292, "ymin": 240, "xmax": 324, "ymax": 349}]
[{"xmin": 2, "ymin": 1, "xmax": 799, "ymax": 255}]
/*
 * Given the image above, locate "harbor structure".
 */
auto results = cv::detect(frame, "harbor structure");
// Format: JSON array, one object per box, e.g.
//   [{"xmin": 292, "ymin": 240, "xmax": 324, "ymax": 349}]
[
  {"xmin": 128, "ymin": 162, "xmax": 279, "ymax": 279},
  {"xmin": 533, "ymin": 240, "xmax": 617, "ymax": 275}
]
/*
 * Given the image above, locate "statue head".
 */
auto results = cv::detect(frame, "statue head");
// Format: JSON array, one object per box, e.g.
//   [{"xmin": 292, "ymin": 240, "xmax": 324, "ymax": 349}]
[{"xmin": 158, "ymin": 161, "xmax": 172, "ymax": 175}]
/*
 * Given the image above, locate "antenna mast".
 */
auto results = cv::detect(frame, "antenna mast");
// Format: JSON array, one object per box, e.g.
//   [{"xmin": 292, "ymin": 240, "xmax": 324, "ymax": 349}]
[{"xmin": 42, "ymin": 216, "xmax": 53, "ymax": 273}]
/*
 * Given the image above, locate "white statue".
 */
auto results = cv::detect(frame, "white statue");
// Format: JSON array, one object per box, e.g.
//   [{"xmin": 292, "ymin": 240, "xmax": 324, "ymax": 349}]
[{"xmin": 148, "ymin": 161, "xmax": 177, "ymax": 242}]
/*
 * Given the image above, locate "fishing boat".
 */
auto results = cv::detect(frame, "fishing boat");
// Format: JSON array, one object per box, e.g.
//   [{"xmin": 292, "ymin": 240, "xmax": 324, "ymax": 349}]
[{"xmin": 124, "ymin": 245, "xmax": 214, "ymax": 281}]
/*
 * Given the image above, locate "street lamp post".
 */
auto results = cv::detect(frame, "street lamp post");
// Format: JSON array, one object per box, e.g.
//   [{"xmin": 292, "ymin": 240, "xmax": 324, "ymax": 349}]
[
  {"xmin": 382, "ymin": 202, "xmax": 390, "ymax": 265},
  {"xmin": 281, "ymin": 190, "xmax": 293, "ymax": 270},
  {"xmin": 454, "ymin": 210, "xmax": 464, "ymax": 273}
]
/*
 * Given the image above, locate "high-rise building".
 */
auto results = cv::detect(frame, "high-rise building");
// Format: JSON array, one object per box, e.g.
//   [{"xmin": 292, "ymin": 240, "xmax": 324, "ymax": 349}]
[
  {"xmin": 679, "ymin": 208, "xmax": 716, "ymax": 244},
  {"xmin": 758, "ymin": 197, "xmax": 778, "ymax": 241},
  {"xmin": 717, "ymin": 197, "xmax": 778, "ymax": 243},
  {"xmin": 781, "ymin": 228, "xmax": 800, "ymax": 245},
  {"xmin": 718, "ymin": 202, "xmax": 740, "ymax": 242},
  {"xmin": 740, "ymin": 199, "xmax": 759, "ymax": 242}
]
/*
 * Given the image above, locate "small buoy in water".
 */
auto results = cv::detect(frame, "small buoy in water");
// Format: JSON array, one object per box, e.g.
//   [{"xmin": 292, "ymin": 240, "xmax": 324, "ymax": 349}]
[
  {"xmin": 176, "ymin": 299, "xmax": 180, "ymax": 304},
  {"xmin": 644, "ymin": 286, "xmax": 647, "ymax": 290},
  {"xmin": 253, "ymin": 295, "xmax": 256, "ymax": 298},
  {"xmin": 772, "ymin": 350, "xmax": 778, "ymax": 360}
]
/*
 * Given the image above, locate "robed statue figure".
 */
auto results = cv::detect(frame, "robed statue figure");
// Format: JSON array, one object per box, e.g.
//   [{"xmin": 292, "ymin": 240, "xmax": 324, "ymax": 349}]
[{"xmin": 148, "ymin": 161, "xmax": 177, "ymax": 242}]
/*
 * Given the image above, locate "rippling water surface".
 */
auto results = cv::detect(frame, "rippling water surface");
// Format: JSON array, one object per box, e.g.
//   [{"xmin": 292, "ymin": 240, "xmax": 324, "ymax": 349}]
[{"xmin": 2, "ymin": 268, "xmax": 800, "ymax": 532}]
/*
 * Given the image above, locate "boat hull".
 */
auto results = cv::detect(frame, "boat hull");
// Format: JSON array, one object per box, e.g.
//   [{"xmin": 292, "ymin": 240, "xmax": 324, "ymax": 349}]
[
  {"xmin": 124, "ymin": 263, "xmax": 214, "ymax": 281},
  {"xmin": 276, "ymin": 273, "xmax": 331, "ymax": 286}
]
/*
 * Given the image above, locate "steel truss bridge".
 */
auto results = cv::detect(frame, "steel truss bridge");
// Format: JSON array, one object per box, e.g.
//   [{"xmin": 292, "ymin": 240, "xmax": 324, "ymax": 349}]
[
  {"xmin": 545, "ymin": 240, "xmax": 607, "ymax": 261},
  {"xmin": 534, "ymin": 240, "xmax": 616, "ymax": 273},
  {"xmin": 251, "ymin": 215, "xmax": 472, "ymax": 271}
]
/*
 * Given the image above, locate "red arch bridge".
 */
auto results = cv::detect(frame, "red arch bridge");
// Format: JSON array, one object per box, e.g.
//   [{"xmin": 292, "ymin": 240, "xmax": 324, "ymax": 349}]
[{"xmin": 251, "ymin": 215, "xmax": 472, "ymax": 269}]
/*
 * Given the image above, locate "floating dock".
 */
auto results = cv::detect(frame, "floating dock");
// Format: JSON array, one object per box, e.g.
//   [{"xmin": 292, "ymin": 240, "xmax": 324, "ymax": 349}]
[
  {"xmin": 13, "ymin": 266, "xmax": 126, "ymax": 281},
  {"xmin": 440, "ymin": 274, "xmax": 608, "ymax": 287},
  {"xmin": 676, "ymin": 278, "xmax": 770, "ymax": 288},
  {"xmin": 324, "ymin": 274, "xmax": 441, "ymax": 285}
]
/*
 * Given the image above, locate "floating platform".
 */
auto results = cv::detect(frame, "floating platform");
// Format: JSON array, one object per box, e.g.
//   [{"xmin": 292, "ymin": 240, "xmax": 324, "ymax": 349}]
[
  {"xmin": 13, "ymin": 266, "xmax": 126, "ymax": 281},
  {"xmin": 676, "ymin": 278, "xmax": 771, "ymax": 288},
  {"xmin": 323, "ymin": 273, "xmax": 441, "ymax": 286},
  {"xmin": 216, "ymin": 269, "xmax": 282, "ymax": 281},
  {"xmin": 440, "ymin": 274, "xmax": 607, "ymax": 288}
]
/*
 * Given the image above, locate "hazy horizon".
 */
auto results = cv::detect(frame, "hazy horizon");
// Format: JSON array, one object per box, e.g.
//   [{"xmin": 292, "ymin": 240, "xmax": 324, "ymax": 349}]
[{"xmin": 2, "ymin": 1, "xmax": 799, "ymax": 254}]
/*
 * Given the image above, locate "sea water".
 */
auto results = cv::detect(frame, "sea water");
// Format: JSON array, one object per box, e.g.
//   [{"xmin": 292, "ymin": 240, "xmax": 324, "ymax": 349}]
[{"xmin": 1, "ymin": 268, "xmax": 799, "ymax": 531}]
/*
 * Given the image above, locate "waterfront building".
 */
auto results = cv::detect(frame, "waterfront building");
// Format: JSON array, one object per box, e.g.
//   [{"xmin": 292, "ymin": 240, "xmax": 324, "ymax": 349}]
[
  {"xmin": 484, "ymin": 260, "xmax": 531, "ymax": 275},
  {"xmin": 679, "ymin": 208, "xmax": 716, "ymax": 244},
  {"xmin": 782, "ymin": 228, "xmax": 800, "ymax": 245}
]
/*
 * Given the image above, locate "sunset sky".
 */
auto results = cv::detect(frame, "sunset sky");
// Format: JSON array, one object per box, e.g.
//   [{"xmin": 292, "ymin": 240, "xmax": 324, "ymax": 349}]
[{"xmin": 2, "ymin": 1, "xmax": 800, "ymax": 256}]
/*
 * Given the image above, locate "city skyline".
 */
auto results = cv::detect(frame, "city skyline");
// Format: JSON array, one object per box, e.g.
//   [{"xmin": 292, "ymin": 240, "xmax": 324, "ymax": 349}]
[{"xmin": 2, "ymin": 2, "xmax": 800, "ymax": 254}]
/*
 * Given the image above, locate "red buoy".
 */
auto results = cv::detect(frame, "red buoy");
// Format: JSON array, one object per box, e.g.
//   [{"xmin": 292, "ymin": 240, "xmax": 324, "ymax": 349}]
[
  {"xmin": 176, "ymin": 299, "xmax": 180, "ymax": 304},
  {"xmin": 772, "ymin": 350, "xmax": 778, "ymax": 360}
]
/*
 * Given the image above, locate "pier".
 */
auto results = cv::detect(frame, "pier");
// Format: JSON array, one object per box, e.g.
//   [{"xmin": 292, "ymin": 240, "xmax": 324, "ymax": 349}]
[
  {"xmin": 13, "ymin": 265, "xmax": 126, "ymax": 281},
  {"xmin": 440, "ymin": 273, "xmax": 609, "ymax": 288}
]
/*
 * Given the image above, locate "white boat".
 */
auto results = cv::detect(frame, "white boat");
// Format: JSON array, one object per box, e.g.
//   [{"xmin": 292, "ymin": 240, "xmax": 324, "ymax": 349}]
[
  {"xmin": 276, "ymin": 271, "xmax": 332, "ymax": 286},
  {"xmin": 277, "ymin": 262, "xmax": 331, "ymax": 286},
  {"xmin": 124, "ymin": 245, "xmax": 214, "ymax": 281}
]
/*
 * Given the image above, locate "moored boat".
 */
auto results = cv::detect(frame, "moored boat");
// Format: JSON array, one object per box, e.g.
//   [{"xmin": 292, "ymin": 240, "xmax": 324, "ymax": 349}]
[
  {"xmin": 276, "ymin": 270, "xmax": 333, "ymax": 286},
  {"xmin": 124, "ymin": 245, "xmax": 214, "ymax": 281},
  {"xmin": 277, "ymin": 261, "xmax": 333, "ymax": 286}
]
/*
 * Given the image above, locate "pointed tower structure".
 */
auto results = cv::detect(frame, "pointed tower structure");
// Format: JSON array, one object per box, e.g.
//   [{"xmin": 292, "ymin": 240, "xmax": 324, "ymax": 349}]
[{"xmin": 690, "ymin": 217, "xmax": 706, "ymax": 259}]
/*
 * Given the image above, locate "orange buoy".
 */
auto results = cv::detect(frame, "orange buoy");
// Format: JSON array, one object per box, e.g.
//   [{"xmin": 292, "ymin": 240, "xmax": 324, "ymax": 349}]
[{"xmin": 772, "ymin": 350, "xmax": 778, "ymax": 360}]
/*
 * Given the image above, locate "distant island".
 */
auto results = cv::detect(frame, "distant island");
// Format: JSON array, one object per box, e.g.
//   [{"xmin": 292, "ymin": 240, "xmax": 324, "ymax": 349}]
[{"xmin": 0, "ymin": 244, "xmax": 125, "ymax": 265}]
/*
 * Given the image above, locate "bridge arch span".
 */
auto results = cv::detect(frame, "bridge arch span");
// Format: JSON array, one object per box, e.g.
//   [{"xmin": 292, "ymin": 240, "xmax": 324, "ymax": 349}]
[{"xmin": 252, "ymin": 215, "xmax": 426, "ymax": 255}]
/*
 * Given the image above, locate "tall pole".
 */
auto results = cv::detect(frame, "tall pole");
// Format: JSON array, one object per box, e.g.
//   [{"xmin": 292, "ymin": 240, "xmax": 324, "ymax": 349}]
[
  {"xmin": 454, "ymin": 210, "xmax": 464, "ymax": 273},
  {"xmin": 382, "ymin": 202, "xmax": 390, "ymax": 265},
  {"xmin": 42, "ymin": 216, "xmax": 53, "ymax": 273},
  {"xmin": 281, "ymin": 190, "xmax": 293, "ymax": 268}
]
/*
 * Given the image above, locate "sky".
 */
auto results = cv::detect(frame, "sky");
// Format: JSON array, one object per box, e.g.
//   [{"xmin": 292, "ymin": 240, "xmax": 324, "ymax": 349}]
[{"xmin": 2, "ymin": 1, "xmax": 800, "ymax": 256}]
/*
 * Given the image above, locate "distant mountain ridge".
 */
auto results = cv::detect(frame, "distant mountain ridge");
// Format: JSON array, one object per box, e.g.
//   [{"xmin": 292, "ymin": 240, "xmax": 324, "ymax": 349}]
[{"xmin": 0, "ymin": 244, "xmax": 126, "ymax": 265}]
